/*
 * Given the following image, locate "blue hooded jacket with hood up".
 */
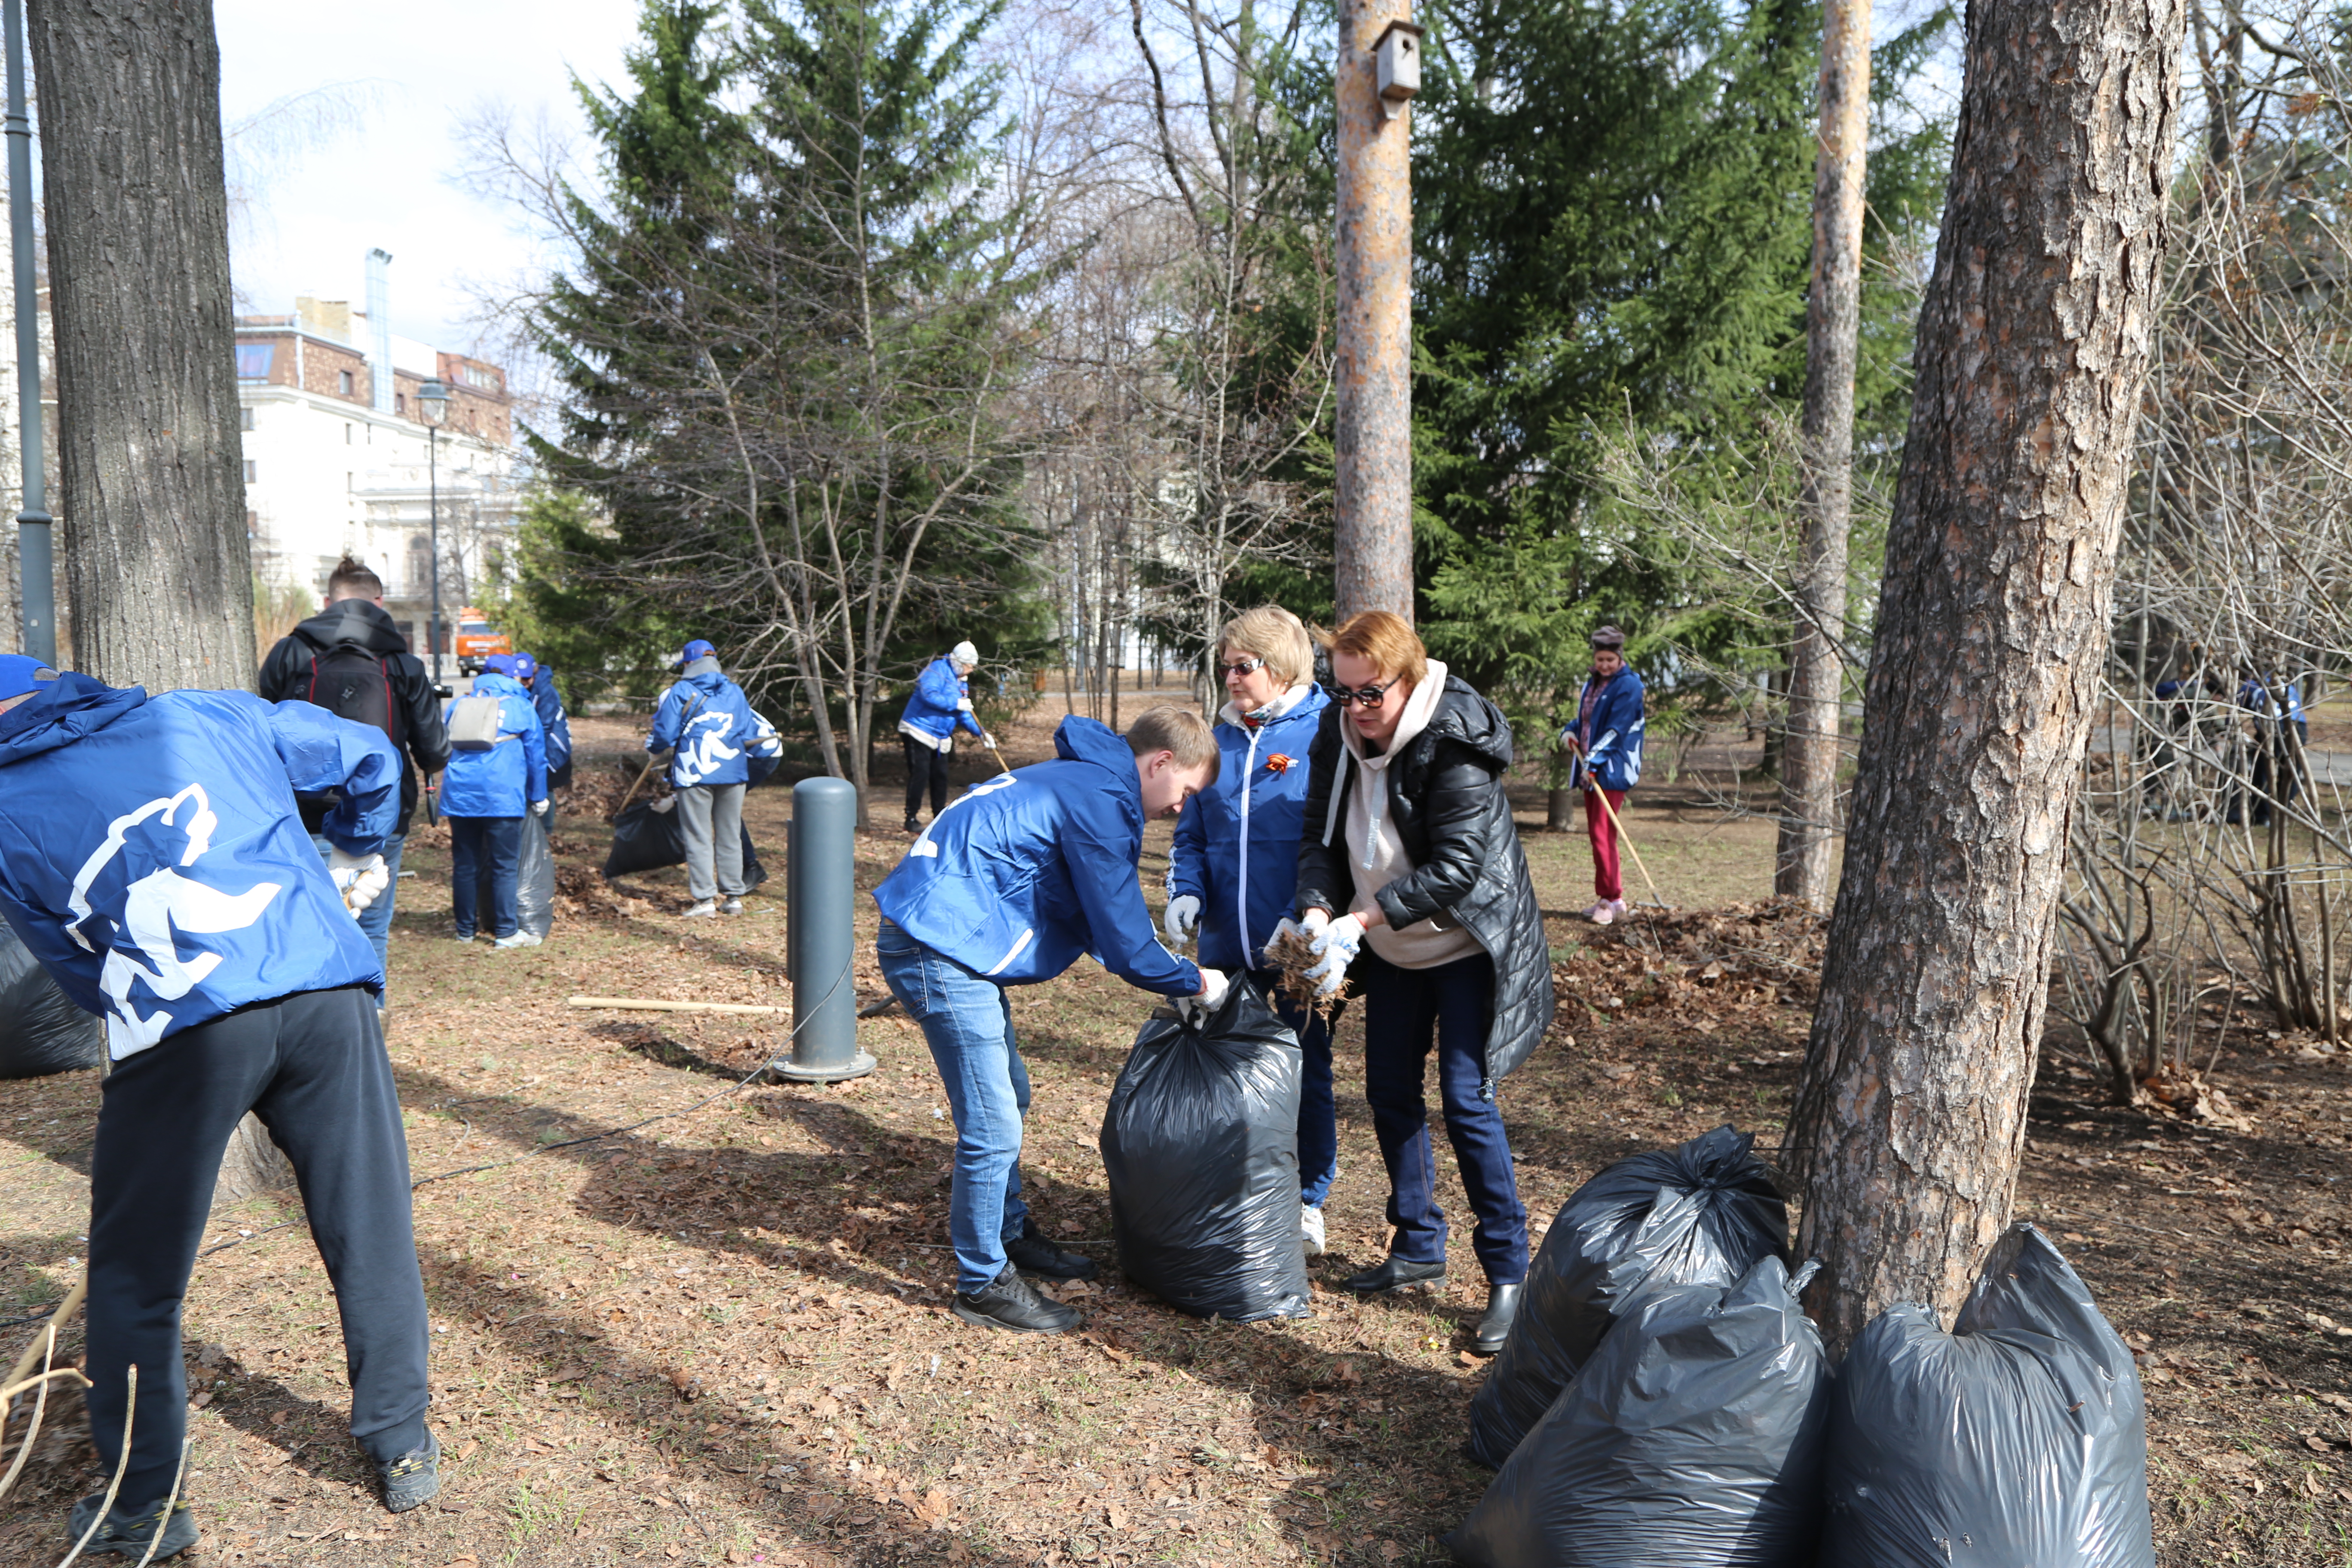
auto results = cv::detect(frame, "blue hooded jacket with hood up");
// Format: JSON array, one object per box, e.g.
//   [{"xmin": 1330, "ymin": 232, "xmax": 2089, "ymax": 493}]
[
  {"xmin": 1168, "ymin": 682, "xmax": 1329, "ymax": 972},
  {"xmin": 897, "ymin": 656, "xmax": 986, "ymax": 750},
  {"xmin": 1565, "ymin": 666, "xmax": 1647, "ymax": 792},
  {"xmin": 648, "ymin": 658, "xmax": 769, "ymax": 787},
  {"xmin": 872, "ymin": 715, "xmax": 1201, "ymax": 995},
  {"xmin": 524, "ymin": 666, "xmax": 573, "ymax": 774},
  {"xmin": 440, "ymin": 671, "xmax": 548, "ymax": 816},
  {"xmin": 0, "ymin": 675, "xmax": 397, "ymax": 1059}
]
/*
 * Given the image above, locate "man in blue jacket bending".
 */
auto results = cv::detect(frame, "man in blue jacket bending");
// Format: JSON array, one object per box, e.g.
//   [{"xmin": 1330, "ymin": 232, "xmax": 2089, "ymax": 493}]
[
  {"xmin": 647, "ymin": 639, "xmax": 775, "ymax": 918},
  {"xmin": 873, "ymin": 707, "xmax": 1222, "ymax": 1333},
  {"xmin": 0, "ymin": 656, "xmax": 440, "ymax": 1558},
  {"xmin": 896, "ymin": 639, "xmax": 994, "ymax": 834}
]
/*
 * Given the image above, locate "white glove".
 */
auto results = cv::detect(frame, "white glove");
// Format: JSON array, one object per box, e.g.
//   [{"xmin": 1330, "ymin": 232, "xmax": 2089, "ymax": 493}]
[
  {"xmin": 956, "ymin": 697, "xmax": 974, "ymax": 712},
  {"xmin": 1303, "ymin": 913, "xmax": 1366, "ymax": 997},
  {"xmin": 328, "ymin": 848, "xmax": 390, "ymax": 917},
  {"xmin": 1164, "ymin": 894, "xmax": 1202, "ymax": 947},
  {"xmin": 532, "ymin": 799, "xmax": 550, "ymax": 817},
  {"xmin": 1175, "ymin": 966, "xmax": 1229, "ymax": 1023},
  {"xmin": 1300, "ymin": 907, "xmax": 1331, "ymax": 937}
]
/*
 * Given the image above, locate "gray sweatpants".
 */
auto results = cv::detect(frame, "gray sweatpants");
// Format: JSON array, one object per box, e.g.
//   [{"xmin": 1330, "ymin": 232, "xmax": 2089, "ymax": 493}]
[{"xmin": 677, "ymin": 781, "xmax": 747, "ymax": 900}]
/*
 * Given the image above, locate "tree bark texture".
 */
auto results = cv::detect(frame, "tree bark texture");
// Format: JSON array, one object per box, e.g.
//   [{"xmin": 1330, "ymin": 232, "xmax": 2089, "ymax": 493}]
[
  {"xmin": 1790, "ymin": 0, "xmax": 2185, "ymax": 1354},
  {"xmin": 1775, "ymin": 0, "xmax": 1871, "ymax": 908},
  {"xmin": 28, "ymin": 0, "xmax": 253, "ymax": 689},
  {"xmin": 1332, "ymin": 0, "xmax": 1415, "ymax": 624}
]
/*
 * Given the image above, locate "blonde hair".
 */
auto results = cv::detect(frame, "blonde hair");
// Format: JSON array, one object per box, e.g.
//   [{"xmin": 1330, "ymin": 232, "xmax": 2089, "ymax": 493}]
[
  {"xmin": 1328, "ymin": 610, "xmax": 1428, "ymax": 688},
  {"xmin": 1125, "ymin": 705, "xmax": 1221, "ymax": 783},
  {"xmin": 1218, "ymin": 606, "xmax": 1316, "ymax": 688}
]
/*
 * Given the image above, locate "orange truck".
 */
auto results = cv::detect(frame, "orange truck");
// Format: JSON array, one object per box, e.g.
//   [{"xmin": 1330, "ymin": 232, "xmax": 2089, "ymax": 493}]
[{"xmin": 453, "ymin": 608, "xmax": 512, "ymax": 676}]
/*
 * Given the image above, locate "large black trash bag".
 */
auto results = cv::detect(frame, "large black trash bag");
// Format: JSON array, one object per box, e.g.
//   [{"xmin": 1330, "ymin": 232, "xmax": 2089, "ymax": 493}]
[
  {"xmin": 1100, "ymin": 979, "xmax": 1312, "ymax": 1322},
  {"xmin": 1467, "ymin": 1124, "xmax": 1789, "ymax": 1467},
  {"xmin": 1449, "ymin": 1256, "xmax": 1831, "ymax": 1568},
  {"xmin": 1818, "ymin": 1223, "xmax": 2153, "ymax": 1568},
  {"xmin": 479, "ymin": 812, "xmax": 559, "ymax": 940},
  {"xmin": 0, "ymin": 920, "xmax": 103, "ymax": 1079},
  {"xmin": 602, "ymin": 797, "xmax": 768, "ymax": 886}
]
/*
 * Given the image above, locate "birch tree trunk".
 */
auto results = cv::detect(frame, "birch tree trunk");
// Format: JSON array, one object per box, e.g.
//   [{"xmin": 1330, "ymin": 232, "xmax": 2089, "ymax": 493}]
[
  {"xmin": 1790, "ymin": 0, "xmax": 2186, "ymax": 1354},
  {"xmin": 29, "ymin": 0, "xmax": 253, "ymax": 689},
  {"xmin": 1775, "ymin": 0, "xmax": 1871, "ymax": 908}
]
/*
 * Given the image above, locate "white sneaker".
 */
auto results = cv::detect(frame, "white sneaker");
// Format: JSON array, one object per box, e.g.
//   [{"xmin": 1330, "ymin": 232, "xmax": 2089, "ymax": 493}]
[
  {"xmin": 720, "ymin": 897, "xmax": 744, "ymax": 916},
  {"xmin": 1590, "ymin": 901, "xmax": 1619, "ymax": 927},
  {"xmin": 1301, "ymin": 1203, "xmax": 1326, "ymax": 1257},
  {"xmin": 683, "ymin": 900, "xmax": 718, "ymax": 919},
  {"xmin": 491, "ymin": 931, "xmax": 543, "ymax": 949}
]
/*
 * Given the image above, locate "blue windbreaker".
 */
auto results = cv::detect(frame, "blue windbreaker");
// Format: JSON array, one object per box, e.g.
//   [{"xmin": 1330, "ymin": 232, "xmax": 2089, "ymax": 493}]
[
  {"xmin": 440, "ymin": 672, "xmax": 547, "ymax": 816},
  {"xmin": 648, "ymin": 659, "xmax": 766, "ymax": 787},
  {"xmin": 872, "ymin": 716, "xmax": 1201, "ymax": 995},
  {"xmin": 896, "ymin": 656, "xmax": 985, "ymax": 749},
  {"xmin": 0, "ymin": 676, "xmax": 396, "ymax": 1058},
  {"xmin": 529, "ymin": 668, "xmax": 573, "ymax": 775},
  {"xmin": 1168, "ymin": 683, "xmax": 1329, "ymax": 972},
  {"xmin": 1565, "ymin": 667, "xmax": 1646, "ymax": 792}
]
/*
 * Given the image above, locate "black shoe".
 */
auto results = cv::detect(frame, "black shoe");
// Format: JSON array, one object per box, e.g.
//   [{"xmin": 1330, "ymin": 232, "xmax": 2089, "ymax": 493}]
[
  {"xmin": 376, "ymin": 1431, "xmax": 441, "ymax": 1513},
  {"xmin": 1343, "ymin": 1254, "xmax": 1447, "ymax": 1294},
  {"xmin": 67, "ymin": 1494, "xmax": 199, "ymax": 1559},
  {"xmin": 1004, "ymin": 1219, "xmax": 1099, "ymax": 1281},
  {"xmin": 904, "ymin": 815, "xmax": 923, "ymax": 834},
  {"xmin": 1471, "ymin": 1281, "xmax": 1523, "ymax": 1356},
  {"xmin": 953, "ymin": 1264, "xmax": 1081, "ymax": 1333}
]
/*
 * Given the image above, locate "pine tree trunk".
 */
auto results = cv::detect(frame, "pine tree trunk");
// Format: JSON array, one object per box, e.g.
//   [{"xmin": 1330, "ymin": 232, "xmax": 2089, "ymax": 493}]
[
  {"xmin": 28, "ymin": 0, "xmax": 254, "ymax": 690},
  {"xmin": 1790, "ymin": 0, "xmax": 2185, "ymax": 1354},
  {"xmin": 1775, "ymin": 0, "xmax": 1870, "ymax": 908}
]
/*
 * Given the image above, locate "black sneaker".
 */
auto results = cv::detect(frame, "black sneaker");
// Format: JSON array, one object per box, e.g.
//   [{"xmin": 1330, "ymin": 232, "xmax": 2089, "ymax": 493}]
[
  {"xmin": 376, "ymin": 1431, "xmax": 441, "ymax": 1513},
  {"xmin": 953, "ymin": 1264, "xmax": 1081, "ymax": 1333},
  {"xmin": 904, "ymin": 815, "xmax": 923, "ymax": 834},
  {"xmin": 1342, "ymin": 1254, "xmax": 1447, "ymax": 1294},
  {"xmin": 66, "ymin": 1494, "xmax": 198, "ymax": 1559},
  {"xmin": 1004, "ymin": 1219, "xmax": 1099, "ymax": 1281}
]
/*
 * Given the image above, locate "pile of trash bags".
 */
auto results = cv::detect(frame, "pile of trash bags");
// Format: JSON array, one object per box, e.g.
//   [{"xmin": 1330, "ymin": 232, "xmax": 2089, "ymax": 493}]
[
  {"xmin": 0, "ymin": 919, "xmax": 102, "ymax": 1078},
  {"xmin": 1452, "ymin": 1123, "xmax": 2153, "ymax": 1568},
  {"xmin": 1100, "ymin": 980, "xmax": 1312, "ymax": 1322},
  {"xmin": 603, "ymin": 796, "xmax": 768, "ymax": 886}
]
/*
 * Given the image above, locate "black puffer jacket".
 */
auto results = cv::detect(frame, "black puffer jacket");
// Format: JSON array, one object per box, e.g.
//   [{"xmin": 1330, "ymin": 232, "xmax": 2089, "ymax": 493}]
[{"xmin": 1294, "ymin": 674, "xmax": 1555, "ymax": 1085}]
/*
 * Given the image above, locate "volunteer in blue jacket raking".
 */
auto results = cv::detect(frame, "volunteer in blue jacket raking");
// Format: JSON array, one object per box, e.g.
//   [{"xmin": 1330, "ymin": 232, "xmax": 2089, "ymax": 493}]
[
  {"xmin": 872, "ymin": 708, "xmax": 1222, "ymax": 1335},
  {"xmin": 647, "ymin": 639, "xmax": 780, "ymax": 917},
  {"xmin": 1559, "ymin": 626, "xmax": 1645, "ymax": 925},
  {"xmin": 441, "ymin": 654, "xmax": 548, "ymax": 946},
  {"xmin": 897, "ymin": 638, "xmax": 993, "ymax": 833},
  {"xmin": 0, "ymin": 655, "xmax": 442, "ymax": 1555},
  {"xmin": 1166, "ymin": 606, "xmax": 1340, "ymax": 1256}
]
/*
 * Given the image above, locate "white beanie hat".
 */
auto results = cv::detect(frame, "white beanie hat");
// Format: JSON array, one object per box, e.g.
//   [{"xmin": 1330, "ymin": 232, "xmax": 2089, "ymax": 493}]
[{"xmin": 950, "ymin": 641, "xmax": 980, "ymax": 668}]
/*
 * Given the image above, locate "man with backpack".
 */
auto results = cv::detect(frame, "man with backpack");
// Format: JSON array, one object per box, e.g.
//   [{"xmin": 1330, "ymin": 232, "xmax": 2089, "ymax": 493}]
[
  {"xmin": 441, "ymin": 654, "xmax": 548, "ymax": 947},
  {"xmin": 258, "ymin": 557, "xmax": 452, "ymax": 1007},
  {"xmin": 646, "ymin": 639, "xmax": 772, "ymax": 919}
]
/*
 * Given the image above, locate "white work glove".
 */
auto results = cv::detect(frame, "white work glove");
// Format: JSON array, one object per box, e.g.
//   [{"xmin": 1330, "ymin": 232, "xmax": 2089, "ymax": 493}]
[
  {"xmin": 328, "ymin": 848, "xmax": 390, "ymax": 917},
  {"xmin": 1262, "ymin": 915, "xmax": 1304, "ymax": 966},
  {"xmin": 956, "ymin": 697, "xmax": 974, "ymax": 712},
  {"xmin": 1163, "ymin": 894, "xmax": 1202, "ymax": 948},
  {"xmin": 1303, "ymin": 913, "xmax": 1366, "ymax": 997},
  {"xmin": 532, "ymin": 799, "xmax": 550, "ymax": 817},
  {"xmin": 1174, "ymin": 966, "xmax": 1229, "ymax": 1024}
]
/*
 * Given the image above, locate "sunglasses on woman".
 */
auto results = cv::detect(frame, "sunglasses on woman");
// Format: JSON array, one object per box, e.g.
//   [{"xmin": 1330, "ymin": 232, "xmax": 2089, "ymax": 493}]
[
  {"xmin": 1327, "ymin": 676, "xmax": 1400, "ymax": 709},
  {"xmin": 1216, "ymin": 656, "xmax": 1268, "ymax": 680}
]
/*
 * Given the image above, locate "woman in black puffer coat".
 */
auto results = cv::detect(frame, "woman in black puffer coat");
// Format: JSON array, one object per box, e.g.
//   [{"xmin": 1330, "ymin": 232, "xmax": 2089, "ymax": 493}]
[{"xmin": 1292, "ymin": 611, "xmax": 1554, "ymax": 1355}]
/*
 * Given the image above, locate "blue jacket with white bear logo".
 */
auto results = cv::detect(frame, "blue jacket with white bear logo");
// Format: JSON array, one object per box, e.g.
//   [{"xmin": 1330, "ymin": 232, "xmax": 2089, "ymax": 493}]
[
  {"xmin": 1565, "ymin": 666, "xmax": 1646, "ymax": 793},
  {"xmin": 439, "ymin": 671, "xmax": 548, "ymax": 816},
  {"xmin": 0, "ymin": 674, "xmax": 397, "ymax": 1059},
  {"xmin": 647, "ymin": 658, "xmax": 774, "ymax": 788}
]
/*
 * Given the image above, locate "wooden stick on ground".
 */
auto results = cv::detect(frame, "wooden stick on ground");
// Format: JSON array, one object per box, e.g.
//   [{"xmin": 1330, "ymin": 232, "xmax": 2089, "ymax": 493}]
[
  {"xmin": 568, "ymin": 996, "xmax": 787, "ymax": 1017},
  {"xmin": 5, "ymin": 1276, "xmax": 85, "ymax": 1396}
]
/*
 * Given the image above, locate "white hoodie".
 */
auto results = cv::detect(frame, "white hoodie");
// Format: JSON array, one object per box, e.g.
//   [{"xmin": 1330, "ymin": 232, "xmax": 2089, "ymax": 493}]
[{"xmin": 1336, "ymin": 662, "xmax": 1482, "ymax": 970}]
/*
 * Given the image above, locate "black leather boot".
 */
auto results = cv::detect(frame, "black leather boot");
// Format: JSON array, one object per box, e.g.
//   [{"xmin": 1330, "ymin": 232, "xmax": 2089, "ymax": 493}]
[
  {"xmin": 1004, "ymin": 1219, "xmax": 1099, "ymax": 1280},
  {"xmin": 1342, "ymin": 1254, "xmax": 1447, "ymax": 1294},
  {"xmin": 953, "ymin": 1264, "xmax": 1081, "ymax": 1333},
  {"xmin": 1472, "ymin": 1281, "xmax": 1523, "ymax": 1355}
]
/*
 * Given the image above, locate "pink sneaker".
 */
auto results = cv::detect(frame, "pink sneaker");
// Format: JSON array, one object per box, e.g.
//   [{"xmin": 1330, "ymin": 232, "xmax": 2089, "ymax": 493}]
[
  {"xmin": 1590, "ymin": 901, "xmax": 1619, "ymax": 926},
  {"xmin": 1608, "ymin": 898, "xmax": 1631, "ymax": 920},
  {"xmin": 1579, "ymin": 900, "xmax": 1611, "ymax": 922}
]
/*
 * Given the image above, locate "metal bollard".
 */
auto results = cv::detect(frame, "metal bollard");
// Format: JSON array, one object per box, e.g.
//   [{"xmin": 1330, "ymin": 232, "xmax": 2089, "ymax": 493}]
[{"xmin": 775, "ymin": 776, "xmax": 874, "ymax": 1082}]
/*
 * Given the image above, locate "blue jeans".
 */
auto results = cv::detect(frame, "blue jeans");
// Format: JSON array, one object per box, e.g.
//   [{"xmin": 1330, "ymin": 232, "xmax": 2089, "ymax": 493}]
[
  {"xmin": 312, "ymin": 833, "xmax": 404, "ymax": 1002},
  {"xmin": 876, "ymin": 922, "xmax": 1031, "ymax": 1294},
  {"xmin": 448, "ymin": 816, "xmax": 524, "ymax": 939},
  {"xmin": 1250, "ymin": 966, "xmax": 1337, "ymax": 1207},
  {"xmin": 1360, "ymin": 949, "xmax": 1528, "ymax": 1283}
]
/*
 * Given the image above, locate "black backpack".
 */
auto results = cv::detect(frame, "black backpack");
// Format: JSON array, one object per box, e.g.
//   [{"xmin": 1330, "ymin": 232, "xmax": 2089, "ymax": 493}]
[{"xmin": 306, "ymin": 643, "xmax": 402, "ymax": 748}]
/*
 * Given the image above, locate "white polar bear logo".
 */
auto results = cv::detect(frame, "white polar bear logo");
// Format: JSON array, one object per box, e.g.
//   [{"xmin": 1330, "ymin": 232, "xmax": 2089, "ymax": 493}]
[
  {"xmin": 66, "ymin": 783, "xmax": 282, "ymax": 1056},
  {"xmin": 676, "ymin": 711, "xmax": 742, "ymax": 785}
]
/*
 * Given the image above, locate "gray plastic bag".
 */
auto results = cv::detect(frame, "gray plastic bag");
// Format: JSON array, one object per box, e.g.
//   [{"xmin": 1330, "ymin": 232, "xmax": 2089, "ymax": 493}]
[
  {"xmin": 1449, "ymin": 1256, "xmax": 1830, "ymax": 1568},
  {"xmin": 1818, "ymin": 1223, "xmax": 2153, "ymax": 1568},
  {"xmin": 0, "ymin": 918, "xmax": 104, "ymax": 1078},
  {"xmin": 480, "ymin": 810, "xmax": 557, "ymax": 940},
  {"xmin": 1467, "ymin": 1125, "xmax": 1789, "ymax": 1467},
  {"xmin": 1101, "ymin": 979, "xmax": 1312, "ymax": 1322}
]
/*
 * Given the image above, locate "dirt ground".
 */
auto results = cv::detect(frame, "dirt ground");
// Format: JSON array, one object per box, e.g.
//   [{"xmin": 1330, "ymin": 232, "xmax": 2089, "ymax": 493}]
[{"xmin": 4, "ymin": 697, "xmax": 2349, "ymax": 1567}]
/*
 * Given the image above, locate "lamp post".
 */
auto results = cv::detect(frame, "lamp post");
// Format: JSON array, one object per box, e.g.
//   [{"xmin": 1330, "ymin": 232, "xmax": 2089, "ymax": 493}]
[
  {"xmin": 417, "ymin": 377, "xmax": 450, "ymax": 682},
  {"xmin": 4, "ymin": 0, "xmax": 51, "ymax": 664}
]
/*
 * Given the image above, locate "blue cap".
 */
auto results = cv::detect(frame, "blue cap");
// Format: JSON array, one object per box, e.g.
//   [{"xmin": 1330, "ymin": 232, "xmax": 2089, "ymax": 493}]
[
  {"xmin": 511, "ymin": 652, "xmax": 538, "ymax": 681},
  {"xmin": 677, "ymin": 639, "xmax": 716, "ymax": 667},
  {"xmin": 481, "ymin": 653, "xmax": 517, "ymax": 678},
  {"xmin": 0, "ymin": 655, "xmax": 61, "ymax": 702}
]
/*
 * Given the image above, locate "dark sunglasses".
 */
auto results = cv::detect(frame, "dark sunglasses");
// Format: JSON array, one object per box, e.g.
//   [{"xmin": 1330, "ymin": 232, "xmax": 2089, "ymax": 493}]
[
  {"xmin": 1216, "ymin": 656, "xmax": 1268, "ymax": 680},
  {"xmin": 1327, "ymin": 676, "xmax": 1400, "ymax": 709}
]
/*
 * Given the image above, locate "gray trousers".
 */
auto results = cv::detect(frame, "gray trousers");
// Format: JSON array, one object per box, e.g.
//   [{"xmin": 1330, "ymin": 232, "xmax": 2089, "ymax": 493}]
[{"xmin": 677, "ymin": 781, "xmax": 747, "ymax": 900}]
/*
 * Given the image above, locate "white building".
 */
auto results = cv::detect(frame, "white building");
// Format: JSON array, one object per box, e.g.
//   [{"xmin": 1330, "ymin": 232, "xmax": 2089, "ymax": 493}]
[{"xmin": 235, "ymin": 270, "xmax": 519, "ymax": 655}]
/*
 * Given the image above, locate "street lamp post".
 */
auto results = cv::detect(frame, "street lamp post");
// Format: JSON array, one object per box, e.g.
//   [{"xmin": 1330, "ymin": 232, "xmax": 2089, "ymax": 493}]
[
  {"xmin": 4, "ymin": 0, "xmax": 52, "ymax": 664},
  {"xmin": 417, "ymin": 378, "xmax": 450, "ymax": 682}
]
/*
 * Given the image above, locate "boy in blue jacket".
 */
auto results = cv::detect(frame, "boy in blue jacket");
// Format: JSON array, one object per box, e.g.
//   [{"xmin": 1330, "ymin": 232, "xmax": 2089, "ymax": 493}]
[
  {"xmin": 1560, "ymin": 627, "xmax": 1646, "ymax": 925},
  {"xmin": 441, "ymin": 654, "xmax": 548, "ymax": 946},
  {"xmin": 873, "ymin": 707, "xmax": 1221, "ymax": 1333},
  {"xmin": 646, "ymin": 639, "xmax": 776, "ymax": 917},
  {"xmin": 896, "ymin": 638, "xmax": 994, "ymax": 833},
  {"xmin": 0, "ymin": 655, "xmax": 440, "ymax": 1556}
]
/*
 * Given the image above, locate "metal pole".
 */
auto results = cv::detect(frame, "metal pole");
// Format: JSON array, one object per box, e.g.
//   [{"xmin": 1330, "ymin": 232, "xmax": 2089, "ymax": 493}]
[
  {"xmin": 776, "ymin": 775, "xmax": 874, "ymax": 1083},
  {"xmin": 427, "ymin": 427, "xmax": 441, "ymax": 683},
  {"xmin": 1332, "ymin": 0, "xmax": 1417, "ymax": 625},
  {"xmin": 4, "ymin": 0, "xmax": 51, "ymax": 664}
]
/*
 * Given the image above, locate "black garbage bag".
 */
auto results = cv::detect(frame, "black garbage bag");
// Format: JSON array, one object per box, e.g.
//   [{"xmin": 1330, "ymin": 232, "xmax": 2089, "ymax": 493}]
[
  {"xmin": 1449, "ymin": 1256, "xmax": 1830, "ymax": 1568},
  {"xmin": 0, "ymin": 920, "xmax": 104, "ymax": 1079},
  {"xmin": 479, "ymin": 812, "xmax": 559, "ymax": 940},
  {"xmin": 1818, "ymin": 1224, "xmax": 2153, "ymax": 1568},
  {"xmin": 1467, "ymin": 1124, "xmax": 1789, "ymax": 1467},
  {"xmin": 1100, "ymin": 979, "xmax": 1312, "ymax": 1322},
  {"xmin": 602, "ymin": 797, "xmax": 768, "ymax": 886}
]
